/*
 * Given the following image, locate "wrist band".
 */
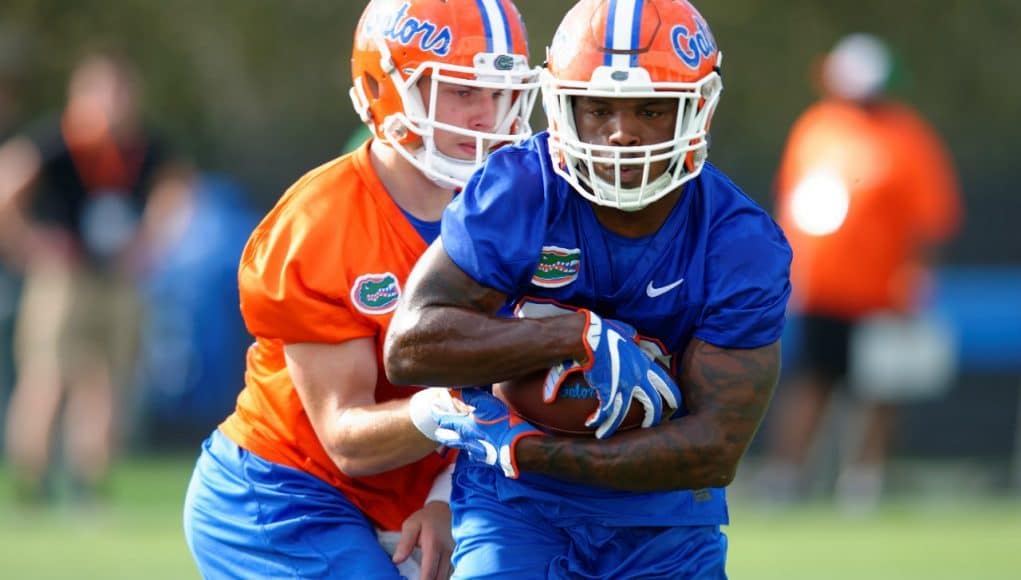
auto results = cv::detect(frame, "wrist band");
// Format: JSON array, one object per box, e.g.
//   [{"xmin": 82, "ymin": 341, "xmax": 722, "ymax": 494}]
[{"xmin": 408, "ymin": 387, "xmax": 453, "ymax": 442}]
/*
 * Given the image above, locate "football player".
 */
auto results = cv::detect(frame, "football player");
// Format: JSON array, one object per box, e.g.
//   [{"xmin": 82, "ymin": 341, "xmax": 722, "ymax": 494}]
[
  {"xmin": 760, "ymin": 33, "xmax": 962, "ymax": 511},
  {"xmin": 182, "ymin": 1, "xmax": 538, "ymax": 578},
  {"xmin": 384, "ymin": 0, "xmax": 791, "ymax": 577}
]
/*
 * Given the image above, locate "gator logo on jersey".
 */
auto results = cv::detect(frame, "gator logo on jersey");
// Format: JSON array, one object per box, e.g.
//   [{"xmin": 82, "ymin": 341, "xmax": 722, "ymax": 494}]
[
  {"xmin": 531, "ymin": 246, "xmax": 581, "ymax": 288},
  {"xmin": 351, "ymin": 272, "xmax": 402, "ymax": 315}
]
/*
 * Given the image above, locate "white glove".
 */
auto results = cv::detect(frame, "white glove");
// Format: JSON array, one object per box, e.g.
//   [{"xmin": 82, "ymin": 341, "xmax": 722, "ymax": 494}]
[{"xmin": 408, "ymin": 387, "xmax": 457, "ymax": 442}]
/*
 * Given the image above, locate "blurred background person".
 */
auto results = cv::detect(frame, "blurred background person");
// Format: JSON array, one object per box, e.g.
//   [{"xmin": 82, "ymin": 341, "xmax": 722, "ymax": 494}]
[
  {"xmin": 0, "ymin": 22, "xmax": 31, "ymax": 435},
  {"xmin": 759, "ymin": 33, "xmax": 963, "ymax": 511},
  {"xmin": 0, "ymin": 50, "xmax": 181, "ymax": 504},
  {"xmin": 129, "ymin": 171, "xmax": 257, "ymax": 450}
]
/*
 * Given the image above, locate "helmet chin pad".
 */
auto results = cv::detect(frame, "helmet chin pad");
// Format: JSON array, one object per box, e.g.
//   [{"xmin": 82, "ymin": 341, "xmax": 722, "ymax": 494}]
[
  {"xmin": 414, "ymin": 142, "xmax": 479, "ymax": 189},
  {"xmin": 584, "ymin": 168, "xmax": 679, "ymax": 212}
]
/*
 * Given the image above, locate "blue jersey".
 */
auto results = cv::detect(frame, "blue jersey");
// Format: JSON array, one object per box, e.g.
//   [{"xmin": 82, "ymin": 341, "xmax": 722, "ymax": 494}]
[{"xmin": 442, "ymin": 132, "xmax": 792, "ymax": 526}]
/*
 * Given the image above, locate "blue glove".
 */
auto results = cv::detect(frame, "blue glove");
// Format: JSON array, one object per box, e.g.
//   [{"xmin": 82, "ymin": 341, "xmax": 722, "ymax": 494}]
[
  {"xmin": 432, "ymin": 388, "xmax": 544, "ymax": 479},
  {"xmin": 549, "ymin": 310, "xmax": 681, "ymax": 439}
]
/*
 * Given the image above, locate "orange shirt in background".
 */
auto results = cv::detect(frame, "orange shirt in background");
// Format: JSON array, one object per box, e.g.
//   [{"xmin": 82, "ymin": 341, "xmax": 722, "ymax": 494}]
[
  {"xmin": 219, "ymin": 141, "xmax": 451, "ymax": 532},
  {"xmin": 775, "ymin": 100, "xmax": 962, "ymax": 320}
]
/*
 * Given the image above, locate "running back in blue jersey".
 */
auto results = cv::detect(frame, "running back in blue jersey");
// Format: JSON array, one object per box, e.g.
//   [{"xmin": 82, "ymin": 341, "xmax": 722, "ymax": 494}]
[{"xmin": 441, "ymin": 131, "xmax": 791, "ymax": 528}]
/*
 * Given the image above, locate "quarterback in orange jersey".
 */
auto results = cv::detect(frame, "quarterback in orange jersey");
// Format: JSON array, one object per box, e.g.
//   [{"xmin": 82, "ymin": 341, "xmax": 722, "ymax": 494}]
[
  {"xmin": 182, "ymin": 1, "xmax": 538, "ymax": 578},
  {"xmin": 761, "ymin": 34, "xmax": 961, "ymax": 510}
]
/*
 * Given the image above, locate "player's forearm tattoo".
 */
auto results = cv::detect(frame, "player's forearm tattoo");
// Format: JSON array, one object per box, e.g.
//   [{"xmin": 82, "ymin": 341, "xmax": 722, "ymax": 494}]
[{"xmin": 517, "ymin": 339, "xmax": 781, "ymax": 492}]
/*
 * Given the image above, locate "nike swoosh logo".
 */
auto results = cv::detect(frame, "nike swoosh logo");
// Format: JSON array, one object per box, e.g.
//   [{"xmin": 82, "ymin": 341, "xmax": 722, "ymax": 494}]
[{"xmin": 646, "ymin": 278, "xmax": 685, "ymax": 298}]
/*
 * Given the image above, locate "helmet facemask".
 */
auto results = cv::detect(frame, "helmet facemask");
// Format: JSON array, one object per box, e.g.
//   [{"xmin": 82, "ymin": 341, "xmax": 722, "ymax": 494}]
[{"xmin": 542, "ymin": 61, "xmax": 722, "ymax": 211}]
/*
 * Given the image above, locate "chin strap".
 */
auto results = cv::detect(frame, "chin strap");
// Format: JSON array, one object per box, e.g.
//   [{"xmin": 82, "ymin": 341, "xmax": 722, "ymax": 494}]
[
  {"xmin": 587, "ymin": 170, "xmax": 676, "ymax": 212},
  {"xmin": 380, "ymin": 115, "xmax": 476, "ymax": 190},
  {"xmin": 414, "ymin": 146, "xmax": 477, "ymax": 189}
]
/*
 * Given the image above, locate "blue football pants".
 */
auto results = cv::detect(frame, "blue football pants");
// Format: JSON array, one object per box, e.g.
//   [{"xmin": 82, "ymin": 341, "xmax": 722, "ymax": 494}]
[
  {"xmin": 183, "ymin": 430, "xmax": 406, "ymax": 579},
  {"xmin": 450, "ymin": 471, "xmax": 728, "ymax": 579}
]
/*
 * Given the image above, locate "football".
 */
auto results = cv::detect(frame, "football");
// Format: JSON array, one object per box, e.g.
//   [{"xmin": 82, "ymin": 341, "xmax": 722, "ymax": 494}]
[{"xmin": 492, "ymin": 366, "xmax": 674, "ymax": 437}]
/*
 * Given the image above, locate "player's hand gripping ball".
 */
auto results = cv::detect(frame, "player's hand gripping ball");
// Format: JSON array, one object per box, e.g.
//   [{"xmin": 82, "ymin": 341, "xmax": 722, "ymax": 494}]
[
  {"xmin": 495, "ymin": 310, "xmax": 682, "ymax": 438},
  {"xmin": 432, "ymin": 388, "xmax": 543, "ymax": 479}
]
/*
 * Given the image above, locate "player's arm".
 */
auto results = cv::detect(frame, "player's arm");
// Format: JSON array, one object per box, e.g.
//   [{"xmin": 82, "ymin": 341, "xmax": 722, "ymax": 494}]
[
  {"xmin": 513, "ymin": 338, "xmax": 781, "ymax": 492},
  {"xmin": 384, "ymin": 239, "xmax": 588, "ymax": 386},
  {"xmin": 286, "ymin": 338, "xmax": 442, "ymax": 477}
]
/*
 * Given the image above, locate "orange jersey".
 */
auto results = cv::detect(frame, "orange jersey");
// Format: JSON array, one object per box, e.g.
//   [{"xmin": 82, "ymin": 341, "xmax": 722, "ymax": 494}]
[
  {"xmin": 219, "ymin": 141, "xmax": 450, "ymax": 531},
  {"xmin": 775, "ymin": 100, "xmax": 962, "ymax": 319}
]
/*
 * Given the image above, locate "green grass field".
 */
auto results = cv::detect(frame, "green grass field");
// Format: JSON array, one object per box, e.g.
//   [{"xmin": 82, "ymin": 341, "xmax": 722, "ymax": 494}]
[{"xmin": 1, "ymin": 457, "xmax": 1019, "ymax": 579}]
